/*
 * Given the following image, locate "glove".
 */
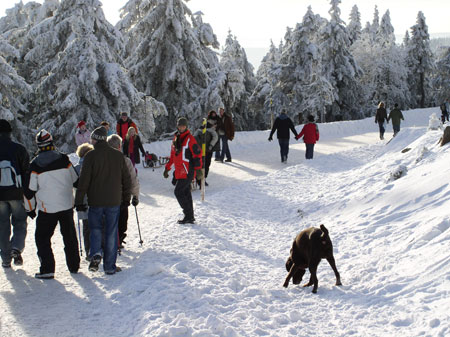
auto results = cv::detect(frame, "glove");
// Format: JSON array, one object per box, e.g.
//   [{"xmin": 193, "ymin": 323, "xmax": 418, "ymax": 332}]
[
  {"xmin": 268, "ymin": 136, "xmax": 273, "ymax": 141},
  {"xmin": 132, "ymin": 196, "xmax": 139, "ymax": 206},
  {"xmin": 75, "ymin": 204, "xmax": 88, "ymax": 212},
  {"xmin": 122, "ymin": 199, "xmax": 131, "ymax": 207},
  {"xmin": 163, "ymin": 169, "xmax": 169, "ymax": 179},
  {"xmin": 196, "ymin": 169, "xmax": 204, "ymax": 181},
  {"xmin": 27, "ymin": 210, "xmax": 36, "ymax": 219}
]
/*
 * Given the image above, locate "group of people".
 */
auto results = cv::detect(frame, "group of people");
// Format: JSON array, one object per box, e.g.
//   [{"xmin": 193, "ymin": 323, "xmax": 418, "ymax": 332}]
[
  {"xmin": 375, "ymin": 102, "xmax": 405, "ymax": 139},
  {"xmin": 0, "ymin": 113, "xmax": 143, "ymax": 279}
]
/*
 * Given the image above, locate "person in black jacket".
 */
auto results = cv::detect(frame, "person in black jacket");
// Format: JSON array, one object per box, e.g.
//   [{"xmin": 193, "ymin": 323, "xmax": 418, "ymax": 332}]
[
  {"xmin": 268, "ymin": 110, "xmax": 298, "ymax": 163},
  {"xmin": 0, "ymin": 120, "xmax": 30, "ymax": 268},
  {"xmin": 123, "ymin": 127, "xmax": 145, "ymax": 168},
  {"xmin": 375, "ymin": 102, "xmax": 388, "ymax": 140}
]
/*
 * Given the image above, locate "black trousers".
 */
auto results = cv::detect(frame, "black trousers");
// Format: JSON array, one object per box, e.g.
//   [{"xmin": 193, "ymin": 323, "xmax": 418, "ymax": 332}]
[
  {"xmin": 174, "ymin": 170, "xmax": 195, "ymax": 219},
  {"xmin": 204, "ymin": 152, "xmax": 213, "ymax": 178},
  {"xmin": 118, "ymin": 204, "xmax": 129, "ymax": 243},
  {"xmin": 35, "ymin": 209, "xmax": 80, "ymax": 274}
]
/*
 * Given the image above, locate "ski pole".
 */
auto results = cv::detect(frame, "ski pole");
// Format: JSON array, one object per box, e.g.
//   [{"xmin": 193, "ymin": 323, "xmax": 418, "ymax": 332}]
[
  {"xmin": 134, "ymin": 206, "xmax": 143, "ymax": 246},
  {"xmin": 76, "ymin": 215, "xmax": 83, "ymax": 257}
]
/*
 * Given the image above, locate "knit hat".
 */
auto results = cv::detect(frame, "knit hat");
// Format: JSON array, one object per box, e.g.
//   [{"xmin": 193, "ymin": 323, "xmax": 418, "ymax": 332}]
[
  {"xmin": 177, "ymin": 117, "xmax": 188, "ymax": 127},
  {"xmin": 91, "ymin": 126, "xmax": 107, "ymax": 141},
  {"xmin": 307, "ymin": 115, "xmax": 315, "ymax": 122},
  {"xmin": 121, "ymin": 112, "xmax": 129, "ymax": 117},
  {"xmin": 77, "ymin": 120, "xmax": 86, "ymax": 128},
  {"xmin": 36, "ymin": 129, "xmax": 53, "ymax": 148},
  {"xmin": 0, "ymin": 119, "xmax": 12, "ymax": 133}
]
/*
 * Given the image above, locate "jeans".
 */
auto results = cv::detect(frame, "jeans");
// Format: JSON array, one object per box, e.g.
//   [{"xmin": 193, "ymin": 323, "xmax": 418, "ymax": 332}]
[
  {"xmin": 378, "ymin": 122, "xmax": 385, "ymax": 139},
  {"xmin": 88, "ymin": 206, "xmax": 120, "ymax": 273},
  {"xmin": 278, "ymin": 138, "xmax": 289, "ymax": 161},
  {"xmin": 0, "ymin": 200, "xmax": 27, "ymax": 264},
  {"xmin": 393, "ymin": 124, "xmax": 400, "ymax": 136},
  {"xmin": 305, "ymin": 143, "xmax": 315, "ymax": 159},
  {"xmin": 216, "ymin": 135, "xmax": 231, "ymax": 161}
]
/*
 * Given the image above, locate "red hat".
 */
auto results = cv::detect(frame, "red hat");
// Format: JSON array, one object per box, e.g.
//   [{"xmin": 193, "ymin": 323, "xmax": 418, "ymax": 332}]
[{"xmin": 77, "ymin": 120, "xmax": 86, "ymax": 128}]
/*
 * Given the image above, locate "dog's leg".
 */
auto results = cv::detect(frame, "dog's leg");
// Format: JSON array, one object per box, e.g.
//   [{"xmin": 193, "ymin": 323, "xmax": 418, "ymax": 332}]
[
  {"xmin": 326, "ymin": 255, "xmax": 342, "ymax": 286},
  {"xmin": 283, "ymin": 263, "xmax": 299, "ymax": 288}
]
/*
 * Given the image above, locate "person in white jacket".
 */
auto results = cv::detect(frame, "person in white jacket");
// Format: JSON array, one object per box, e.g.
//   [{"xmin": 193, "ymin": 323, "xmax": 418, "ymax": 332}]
[
  {"xmin": 24, "ymin": 130, "xmax": 80, "ymax": 279},
  {"xmin": 106, "ymin": 134, "xmax": 140, "ymax": 248}
]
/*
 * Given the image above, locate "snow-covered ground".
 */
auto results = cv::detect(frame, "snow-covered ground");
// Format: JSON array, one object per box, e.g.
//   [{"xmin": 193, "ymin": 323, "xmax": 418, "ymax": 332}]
[{"xmin": 1, "ymin": 108, "xmax": 449, "ymax": 337}]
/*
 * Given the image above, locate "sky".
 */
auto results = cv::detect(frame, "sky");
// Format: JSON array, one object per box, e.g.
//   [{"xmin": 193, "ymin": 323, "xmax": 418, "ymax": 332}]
[
  {"xmin": 1, "ymin": 106, "xmax": 449, "ymax": 336},
  {"xmin": 1, "ymin": 0, "xmax": 449, "ymax": 67}
]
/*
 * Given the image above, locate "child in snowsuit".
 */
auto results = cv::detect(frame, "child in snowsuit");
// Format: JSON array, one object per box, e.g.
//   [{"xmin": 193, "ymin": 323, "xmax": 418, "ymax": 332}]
[{"xmin": 296, "ymin": 115, "xmax": 320, "ymax": 159}]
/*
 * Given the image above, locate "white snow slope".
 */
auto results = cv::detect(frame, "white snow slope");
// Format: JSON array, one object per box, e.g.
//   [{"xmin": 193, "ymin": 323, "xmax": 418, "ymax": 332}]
[{"xmin": 1, "ymin": 108, "xmax": 449, "ymax": 337}]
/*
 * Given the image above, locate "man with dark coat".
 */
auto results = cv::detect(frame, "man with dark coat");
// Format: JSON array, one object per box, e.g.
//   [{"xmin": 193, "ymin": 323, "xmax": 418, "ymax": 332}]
[
  {"xmin": 268, "ymin": 109, "xmax": 298, "ymax": 163},
  {"xmin": 75, "ymin": 126, "xmax": 132, "ymax": 275},
  {"xmin": 388, "ymin": 104, "xmax": 404, "ymax": 136},
  {"xmin": 375, "ymin": 102, "xmax": 388, "ymax": 140},
  {"xmin": 215, "ymin": 107, "xmax": 235, "ymax": 162},
  {"xmin": 0, "ymin": 120, "xmax": 30, "ymax": 268},
  {"xmin": 116, "ymin": 112, "xmax": 138, "ymax": 140},
  {"xmin": 163, "ymin": 117, "xmax": 203, "ymax": 224},
  {"xmin": 25, "ymin": 130, "xmax": 80, "ymax": 279}
]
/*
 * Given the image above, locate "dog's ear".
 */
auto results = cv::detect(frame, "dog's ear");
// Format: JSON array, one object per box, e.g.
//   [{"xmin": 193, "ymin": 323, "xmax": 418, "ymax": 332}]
[{"xmin": 320, "ymin": 224, "xmax": 328, "ymax": 236}]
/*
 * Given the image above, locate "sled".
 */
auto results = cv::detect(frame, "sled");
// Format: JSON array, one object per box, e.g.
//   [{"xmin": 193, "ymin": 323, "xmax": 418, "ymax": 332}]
[{"xmin": 142, "ymin": 151, "xmax": 169, "ymax": 169}]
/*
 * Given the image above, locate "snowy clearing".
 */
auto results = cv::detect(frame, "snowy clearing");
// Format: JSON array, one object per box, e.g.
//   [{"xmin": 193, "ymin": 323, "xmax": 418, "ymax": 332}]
[{"xmin": 1, "ymin": 107, "xmax": 449, "ymax": 337}]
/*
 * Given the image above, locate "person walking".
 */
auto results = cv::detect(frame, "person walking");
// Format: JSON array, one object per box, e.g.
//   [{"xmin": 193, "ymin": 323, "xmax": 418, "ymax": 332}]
[
  {"xmin": 75, "ymin": 120, "xmax": 91, "ymax": 146},
  {"xmin": 123, "ymin": 127, "xmax": 145, "ymax": 168},
  {"xmin": 215, "ymin": 107, "xmax": 235, "ymax": 162},
  {"xmin": 116, "ymin": 112, "xmax": 138, "ymax": 140},
  {"xmin": 0, "ymin": 120, "xmax": 30, "ymax": 268},
  {"xmin": 107, "ymin": 134, "xmax": 140, "ymax": 248},
  {"xmin": 163, "ymin": 117, "xmax": 202, "ymax": 224},
  {"xmin": 296, "ymin": 115, "xmax": 320, "ymax": 159},
  {"xmin": 388, "ymin": 103, "xmax": 404, "ymax": 136},
  {"xmin": 268, "ymin": 109, "xmax": 298, "ymax": 163},
  {"xmin": 440, "ymin": 103, "xmax": 449, "ymax": 123},
  {"xmin": 194, "ymin": 119, "xmax": 219, "ymax": 186},
  {"xmin": 24, "ymin": 130, "xmax": 80, "ymax": 279},
  {"xmin": 75, "ymin": 126, "xmax": 131, "ymax": 275},
  {"xmin": 74, "ymin": 143, "xmax": 94, "ymax": 258},
  {"xmin": 375, "ymin": 102, "xmax": 389, "ymax": 140}
]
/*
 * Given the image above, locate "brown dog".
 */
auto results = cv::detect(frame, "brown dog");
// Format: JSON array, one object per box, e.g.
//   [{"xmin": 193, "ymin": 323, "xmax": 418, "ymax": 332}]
[{"xmin": 283, "ymin": 224, "xmax": 342, "ymax": 293}]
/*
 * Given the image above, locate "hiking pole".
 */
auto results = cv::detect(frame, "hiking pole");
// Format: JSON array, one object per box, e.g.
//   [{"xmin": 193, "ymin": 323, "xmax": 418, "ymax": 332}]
[
  {"xmin": 76, "ymin": 214, "xmax": 83, "ymax": 257},
  {"xmin": 134, "ymin": 206, "xmax": 143, "ymax": 246}
]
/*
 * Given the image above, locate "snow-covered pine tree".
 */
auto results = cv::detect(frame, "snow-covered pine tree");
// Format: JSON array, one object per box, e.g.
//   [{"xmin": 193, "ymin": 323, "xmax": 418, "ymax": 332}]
[
  {"xmin": 347, "ymin": 5, "xmax": 361, "ymax": 45},
  {"xmin": 249, "ymin": 41, "xmax": 281, "ymax": 129},
  {"xmin": 0, "ymin": 36, "xmax": 32, "ymax": 145},
  {"xmin": 408, "ymin": 11, "xmax": 434, "ymax": 108},
  {"xmin": 373, "ymin": 10, "xmax": 410, "ymax": 109},
  {"xmin": 319, "ymin": 0, "xmax": 363, "ymax": 121},
  {"xmin": 118, "ymin": 0, "xmax": 222, "ymax": 135},
  {"xmin": 21, "ymin": 0, "xmax": 162, "ymax": 152},
  {"xmin": 219, "ymin": 31, "xmax": 256, "ymax": 131},
  {"xmin": 370, "ymin": 5, "xmax": 380, "ymax": 41},
  {"xmin": 434, "ymin": 46, "xmax": 450, "ymax": 104}
]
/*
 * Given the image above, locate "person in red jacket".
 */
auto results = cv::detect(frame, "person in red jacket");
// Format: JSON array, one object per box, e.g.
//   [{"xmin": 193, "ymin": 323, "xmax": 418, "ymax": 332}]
[
  {"xmin": 296, "ymin": 115, "xmax": 320, "ymax": 159},
  {"xmin": 163, "ymin": 117, "xmax": 203, "ymax": 224},
  {"xmin": 116, "ymin": 112, "xmax": 138, "ymax": 140}
]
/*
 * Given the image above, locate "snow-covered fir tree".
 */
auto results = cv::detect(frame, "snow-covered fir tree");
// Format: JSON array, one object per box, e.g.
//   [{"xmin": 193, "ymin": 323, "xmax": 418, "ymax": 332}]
[
  {"xmin": 249, "ymin": 41, "xmax": 281, "ymax": 129},
  {"xmin": 319, "ymin": 0, "xmax": 363, "ymax": 121},
  {"xmin": 408, "ymin": 11, "xmax": 434, "ymax": 108},
  {"xmin": 0, "ymin": 35, "xmax": 31, "ymax": 145},
  {"xmin": 21, "ymin": 0, "xmax": 163, "ymax": 152},
  {"xmin": 370, "ymin": 5, "xmax": 380, "ymax": 41},
  {"xmin": 220, "ymin": 31, "xmax": 256, "ymax": 130},
  {"xmin": 433, "ymin": 46, "xmax": 450, "ymax": 104},
  {"xmin": 118, "ymin": 0, "xmax": 222, "ymax": 135},
  {"xmin": 347, "ymin": 5, "xmax": 361, "ymax": 45}
]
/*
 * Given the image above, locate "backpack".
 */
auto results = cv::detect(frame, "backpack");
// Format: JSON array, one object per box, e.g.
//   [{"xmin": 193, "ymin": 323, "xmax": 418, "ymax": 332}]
[{"xmin": 0, "ymin": 143, "xmax": 22, "ymax": 190}]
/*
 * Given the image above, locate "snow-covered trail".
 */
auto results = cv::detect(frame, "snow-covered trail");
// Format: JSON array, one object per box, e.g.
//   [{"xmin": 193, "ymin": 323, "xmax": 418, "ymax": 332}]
[{"xmin": 1, "ymin": 108, "xmax": 448, "ymax": 337}]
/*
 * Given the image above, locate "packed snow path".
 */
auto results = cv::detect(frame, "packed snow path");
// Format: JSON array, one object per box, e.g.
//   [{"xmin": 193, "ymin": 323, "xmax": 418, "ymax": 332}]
[{"xmin": 1, "ymin": 108, "xmax": 449, "ymax": 337}]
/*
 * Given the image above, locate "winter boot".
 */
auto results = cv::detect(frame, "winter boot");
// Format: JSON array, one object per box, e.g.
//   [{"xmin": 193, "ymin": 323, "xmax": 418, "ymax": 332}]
[
  {"xmin": 11, "ymin": 249, "xmax": 23, "ymax": 266},
  {"xmin": 178, "ymin": 216, "xmax": 195, "ymax": 224},
  {"xmin": 88, "ymin": 255, "xmax": 102, "ymax": 272},
  {"xmin": 35, "ymin": 272, "xmax": 54, "ymax": 279}
]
